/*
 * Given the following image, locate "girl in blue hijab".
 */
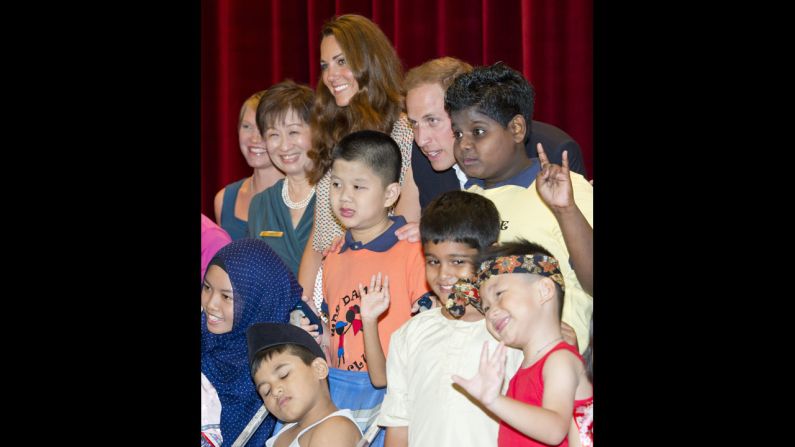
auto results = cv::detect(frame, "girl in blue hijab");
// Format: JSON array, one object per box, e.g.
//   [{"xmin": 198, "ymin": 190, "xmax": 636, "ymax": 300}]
[{"xmin": 201, "ymin": 238, "xmax": 301, "ymax": 445}]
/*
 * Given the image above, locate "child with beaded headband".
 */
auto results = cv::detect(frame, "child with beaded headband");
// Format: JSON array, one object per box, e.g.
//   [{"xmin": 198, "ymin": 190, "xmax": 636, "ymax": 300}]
[{"xmin": 452, "ymin": 238, "xmax": 592, "ymax": 447}]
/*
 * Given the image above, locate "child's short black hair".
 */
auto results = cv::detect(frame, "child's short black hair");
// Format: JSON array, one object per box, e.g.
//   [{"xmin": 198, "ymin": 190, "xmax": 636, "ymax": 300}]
[
  {"xmin": 250, "ymin": 343, "xmax": 318, "ymax": 377},
  {"xmin": 420, "ymin": 190, "xmax": 500, "ymax": 252},
  {"xmin": 331, "ymin": 130, "xmax": 402, "ymax": 186},
  {"xmin": 444, "ymin": 62, "xmax": 536, "ymax": 141},
  {"xmin": 479, "ymin": 239, "xmax": 565, "ymax": 319}
]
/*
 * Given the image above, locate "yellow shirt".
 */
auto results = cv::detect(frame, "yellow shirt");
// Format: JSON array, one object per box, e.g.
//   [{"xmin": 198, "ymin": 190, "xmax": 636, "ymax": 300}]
[{"xmin": 466, "ymin": 168, "xmax": 593, "ymax": 353}]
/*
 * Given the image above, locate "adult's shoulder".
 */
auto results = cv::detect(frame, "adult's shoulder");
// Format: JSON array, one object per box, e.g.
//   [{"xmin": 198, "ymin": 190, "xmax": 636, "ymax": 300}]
[
  {"xmin": 248, "ymin": 180, "xmax": 281, "ymax": 214},
  {"xmin": 527, "ymin": 120, "xmax": 586, "ymax": 176}
]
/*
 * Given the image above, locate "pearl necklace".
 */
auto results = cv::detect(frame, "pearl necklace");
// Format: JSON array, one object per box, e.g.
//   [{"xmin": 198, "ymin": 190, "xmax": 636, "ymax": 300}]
[{"xmin": 281, "ymin": 177, "xmax": 315, "ymax": 209}]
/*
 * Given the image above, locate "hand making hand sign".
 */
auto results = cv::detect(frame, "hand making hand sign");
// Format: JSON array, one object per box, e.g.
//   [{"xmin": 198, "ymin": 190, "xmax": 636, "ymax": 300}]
[{"xmin": 536, "ymin": 143, "xmax": 575, "ymax": 212}]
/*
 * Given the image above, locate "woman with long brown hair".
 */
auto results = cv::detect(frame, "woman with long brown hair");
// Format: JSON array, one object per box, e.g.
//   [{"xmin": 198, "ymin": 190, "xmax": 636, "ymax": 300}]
[{"xmin": 297, "ymin": 14, "xmax": 420, "ymax": 301}]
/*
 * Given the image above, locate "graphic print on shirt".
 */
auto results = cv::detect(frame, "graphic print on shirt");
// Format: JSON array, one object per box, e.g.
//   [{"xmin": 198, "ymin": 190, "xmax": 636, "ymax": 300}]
[{"xmin": 330, "ymin": 288, "xmax": 365, "ymax": 369}]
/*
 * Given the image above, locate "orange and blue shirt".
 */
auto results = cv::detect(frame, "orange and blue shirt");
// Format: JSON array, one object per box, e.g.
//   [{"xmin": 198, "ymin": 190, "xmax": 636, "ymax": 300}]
[{"xmin": 321, "ymin": 216, "xmax": 430, "ymax": 372}]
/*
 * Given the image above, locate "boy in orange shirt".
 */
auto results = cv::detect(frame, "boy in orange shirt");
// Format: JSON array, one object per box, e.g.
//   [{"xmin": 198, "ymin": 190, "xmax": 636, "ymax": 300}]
[{"xmin": 319, "ymin": 130, "xmax": 431, "ymax": 388}]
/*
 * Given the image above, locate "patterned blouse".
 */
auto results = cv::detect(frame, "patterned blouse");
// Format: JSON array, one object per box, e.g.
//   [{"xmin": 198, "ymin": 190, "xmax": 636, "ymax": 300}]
[{"xmin": 311, "ymin": 115, "xmax": 414, "ymax": 252}]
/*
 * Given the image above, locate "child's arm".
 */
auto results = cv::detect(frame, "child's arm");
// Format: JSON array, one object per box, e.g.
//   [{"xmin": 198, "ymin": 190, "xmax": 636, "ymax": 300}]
[
  {"xmin": 385, "ymin": 426, "xmax": 408, "ymax": 447},
  {"xmin": 536, "ymin": 144, "xmax": 593, "ymax": 296},
  {"xmin": 359, "ymin": 273, "xmax": 390, "ymax": 388},
  {"xmin": 452, "ymin": 342, "xmax": 578, "ymax": 445},
  {"xmin": 298, "ymin": 218, "xmax": 324, "ymax": 300},
  {"xmin": 394, "ymin": 164, "xmax": 421, "ymax": 223},
  {"xmin": 298, "ymin": 258, "xmax": 331, "ymax": 365},
  {"xmin": 567, "ymin": 417, "xmax": 583, "ymax": 447}
]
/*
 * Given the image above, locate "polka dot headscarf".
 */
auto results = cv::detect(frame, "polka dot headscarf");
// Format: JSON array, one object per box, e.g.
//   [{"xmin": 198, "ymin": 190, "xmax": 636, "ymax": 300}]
[{"xmin": 201, "ymin": 238, "xmax": 302, "ymax": 445}]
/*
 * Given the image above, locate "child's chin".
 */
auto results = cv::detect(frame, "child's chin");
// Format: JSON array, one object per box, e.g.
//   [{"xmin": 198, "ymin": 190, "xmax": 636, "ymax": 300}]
[{"xmin": 338, "ymin": 218, "xmax": 359, "ymax": 228}]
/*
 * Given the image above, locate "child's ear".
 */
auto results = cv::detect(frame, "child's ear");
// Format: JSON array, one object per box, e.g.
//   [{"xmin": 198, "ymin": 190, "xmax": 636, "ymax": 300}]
[
  {"xmin": 536, "ymin": 277, "xmax": 556, "ymax": 306},
  {"xmin": 509, "ymin": 115, "xmax": 527, "ymax": 143},
  {"xmin": 311, "ymin": 357, "xmax": 329, "ymax": 380},
  {"xmin": 383, "ymin": 182, "xmax": 401, "ymax": 208}
]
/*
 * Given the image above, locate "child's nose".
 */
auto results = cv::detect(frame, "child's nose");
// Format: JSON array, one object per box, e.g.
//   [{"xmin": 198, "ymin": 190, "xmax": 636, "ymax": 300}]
[
  {"xmin": 272, "ymin": 385, "xmax": 283, "ymax": 398},
  {"xmin": 440, "ymin": 264, "xmax": 456, "ymax": 279},
  {"xmin": 457, "ymin": 135, "xmax": 473, "ymax": 151},
  {"xmin": 340, "ymin": 186, "xmax": 353, "ymax": 201}
]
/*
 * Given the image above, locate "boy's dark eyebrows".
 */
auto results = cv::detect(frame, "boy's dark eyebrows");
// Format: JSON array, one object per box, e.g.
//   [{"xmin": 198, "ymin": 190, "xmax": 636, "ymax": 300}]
[
  {"xmin": 447, "ymin": 253, "xmax": 476, "ymax": 258},
  {"xmin": 424, "ymin": 250, "xmax": 476, "ymax": 259},
  {"xmin": 431, "ymin": 248, "xmax": 475, "ymax": 257}
]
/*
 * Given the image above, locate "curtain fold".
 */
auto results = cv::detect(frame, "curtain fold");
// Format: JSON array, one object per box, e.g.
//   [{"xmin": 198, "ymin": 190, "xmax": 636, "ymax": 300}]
[{"xmin": 202, "ymin": 0, "xmax": 592, "ymax": 217}]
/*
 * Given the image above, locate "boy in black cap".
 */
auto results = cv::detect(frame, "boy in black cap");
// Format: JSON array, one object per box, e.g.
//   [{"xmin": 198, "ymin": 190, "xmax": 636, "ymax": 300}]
[{"xmin": 247, "ymin": 323, "xmax": 362, "ymax": 447}]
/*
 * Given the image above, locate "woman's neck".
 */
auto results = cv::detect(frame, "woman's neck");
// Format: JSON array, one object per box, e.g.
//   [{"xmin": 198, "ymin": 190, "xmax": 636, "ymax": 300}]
[
  {"xmin": 252, "ymin": 166, "xmax": 284, "ymax": 193},
  {"xmin": 286, "ymin": 173, "xmax": 312, "ymax": 197}
]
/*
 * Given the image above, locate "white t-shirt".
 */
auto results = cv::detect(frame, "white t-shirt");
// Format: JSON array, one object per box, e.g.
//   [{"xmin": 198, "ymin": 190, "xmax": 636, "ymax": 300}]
[{"xmin": 378, "ymin": 307, "xmax": 524, "ymax": 446}]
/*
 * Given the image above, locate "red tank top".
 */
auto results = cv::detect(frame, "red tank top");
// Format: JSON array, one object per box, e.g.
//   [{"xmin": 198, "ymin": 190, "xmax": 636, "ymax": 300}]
[{"xmin": 498, "ymin": 341, "xmax": 587, "ymax": 447}]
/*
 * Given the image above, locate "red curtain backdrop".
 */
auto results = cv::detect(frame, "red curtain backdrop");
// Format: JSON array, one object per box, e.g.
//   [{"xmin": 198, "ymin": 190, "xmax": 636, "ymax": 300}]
[{"xmin": 201, "ymin": 0, "xmax": 592, "ymax": 218}]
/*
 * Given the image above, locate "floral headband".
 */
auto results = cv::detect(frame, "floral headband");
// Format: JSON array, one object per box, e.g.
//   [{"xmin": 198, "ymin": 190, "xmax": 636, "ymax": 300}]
[
  {"xmin": 445, "ymin": 254, "xmax": 565, "ymax": 319},
  {"xmin": 477, "ymin": 254, "xmax": 566, "ymax": 293}
]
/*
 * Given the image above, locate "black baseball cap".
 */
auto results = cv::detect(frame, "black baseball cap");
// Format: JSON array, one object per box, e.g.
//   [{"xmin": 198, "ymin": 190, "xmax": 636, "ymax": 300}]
[{"xmin": 246, "ymin": 322, "xmax": 325, "ymax": 368}]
